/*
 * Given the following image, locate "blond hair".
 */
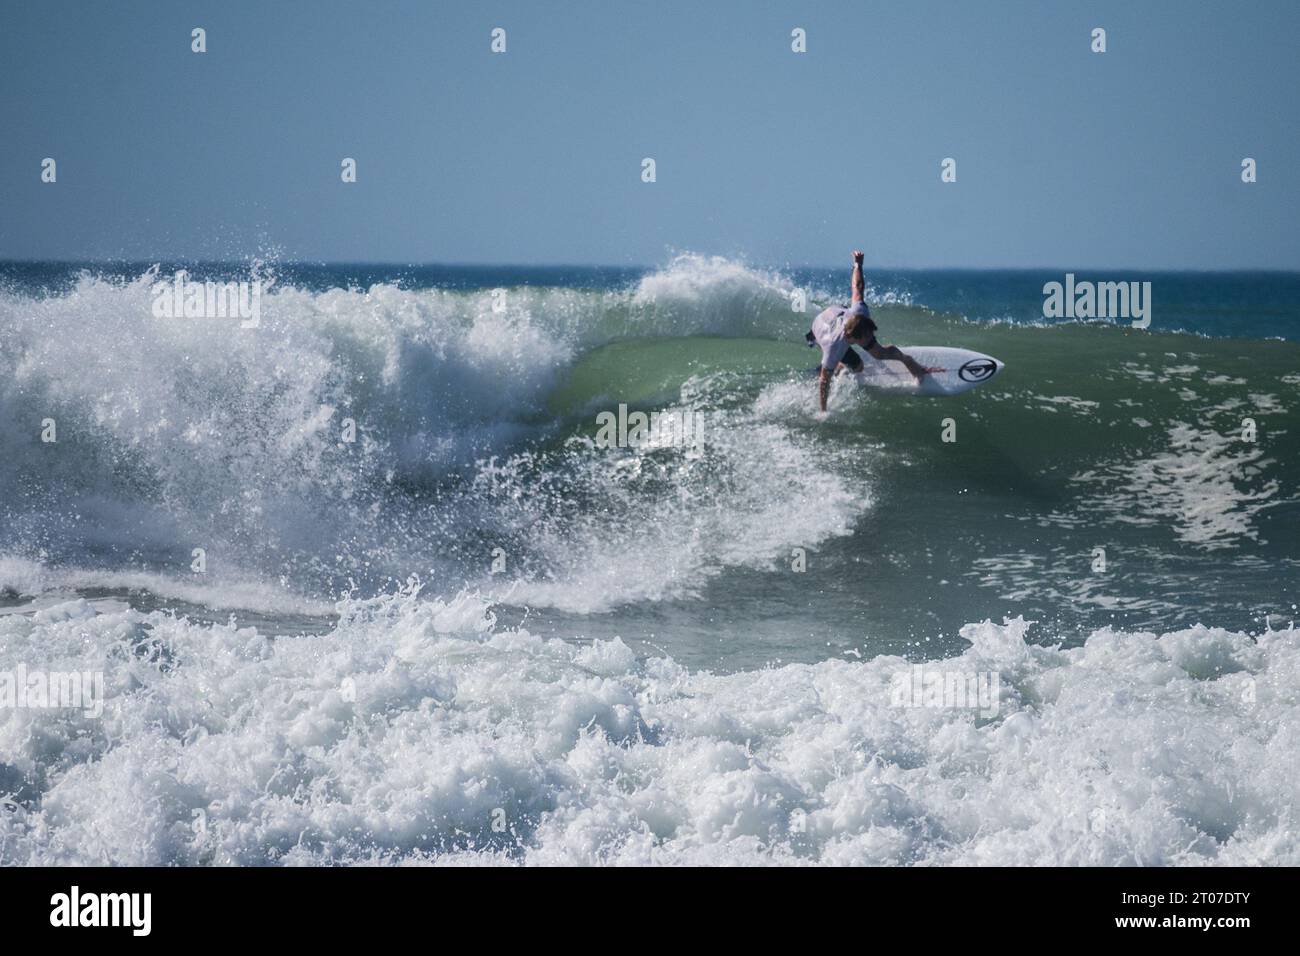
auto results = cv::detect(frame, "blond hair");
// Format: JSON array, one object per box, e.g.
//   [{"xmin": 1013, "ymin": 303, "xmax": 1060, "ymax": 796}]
[{"xmin": 844, "ymin": 313, "xmax": 877, "ymax": 340}]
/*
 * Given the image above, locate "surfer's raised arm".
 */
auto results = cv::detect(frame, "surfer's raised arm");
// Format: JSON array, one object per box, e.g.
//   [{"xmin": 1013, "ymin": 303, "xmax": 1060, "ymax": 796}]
[{"xmin": 849, "ymin": 250, "xmax": 935, "ymax": 381}]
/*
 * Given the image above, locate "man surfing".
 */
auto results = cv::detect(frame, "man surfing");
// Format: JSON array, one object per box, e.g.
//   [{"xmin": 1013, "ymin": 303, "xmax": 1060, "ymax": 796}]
[{"xmin": 807, "ymin": 250, "xmax": 936, "ymax": 412}]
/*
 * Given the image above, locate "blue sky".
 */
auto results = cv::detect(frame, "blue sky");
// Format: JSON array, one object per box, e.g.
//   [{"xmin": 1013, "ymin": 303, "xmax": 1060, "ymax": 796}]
[{"xmin": 2, "ymin": 0, "xmax": 1297, "ymax": 268}]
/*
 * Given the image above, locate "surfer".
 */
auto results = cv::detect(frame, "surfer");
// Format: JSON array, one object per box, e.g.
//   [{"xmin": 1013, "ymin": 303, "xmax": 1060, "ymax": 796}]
[{"xmin": 808, "ymin": 250, "xmax": 935, "ymax": 412}]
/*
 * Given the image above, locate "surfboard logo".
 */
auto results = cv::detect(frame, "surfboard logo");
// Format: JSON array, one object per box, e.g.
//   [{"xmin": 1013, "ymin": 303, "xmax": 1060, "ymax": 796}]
[{"xmin": 957, "ymin": 358, "xmax": 998, "ymax": 383}]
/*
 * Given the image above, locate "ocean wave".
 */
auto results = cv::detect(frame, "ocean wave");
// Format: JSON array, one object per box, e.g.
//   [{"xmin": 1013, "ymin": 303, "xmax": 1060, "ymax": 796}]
[
  {"xmin": 0, "ymin": 257, "xmax": 895, "ymax": 600},
  {"xmin": 0, "ymin": 587, "xmax": 1294, "ymax": 865},
  {"xmin": 1, "ymin": 258, "xmax": 1295, "ymax": 626}
]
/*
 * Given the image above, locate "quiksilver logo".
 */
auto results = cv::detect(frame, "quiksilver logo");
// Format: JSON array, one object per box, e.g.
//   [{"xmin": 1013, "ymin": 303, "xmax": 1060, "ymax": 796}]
[{"xmin": 958, "ymin": 358, "xmax": 998, "ymax": 383}]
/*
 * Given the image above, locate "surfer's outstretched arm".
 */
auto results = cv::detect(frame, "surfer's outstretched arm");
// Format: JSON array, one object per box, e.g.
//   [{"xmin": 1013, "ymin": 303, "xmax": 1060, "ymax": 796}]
[
  {"xmin": 817, "ymin": 366, "xmax": 832, "ymax": 412},
  {"xmin": 851, "ymin": 249, "xmax": 865, "ymax": 304}
]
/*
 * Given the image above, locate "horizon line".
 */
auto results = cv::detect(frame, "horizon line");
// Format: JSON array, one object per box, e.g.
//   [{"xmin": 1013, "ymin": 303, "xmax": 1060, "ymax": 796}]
[{"xmin": 2, "ymin": 257, "xmax": 1298, "ymax": 276}]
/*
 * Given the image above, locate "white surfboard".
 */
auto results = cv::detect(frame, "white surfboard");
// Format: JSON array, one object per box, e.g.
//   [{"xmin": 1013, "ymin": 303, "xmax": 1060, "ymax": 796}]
[{"xmin": 853, "ymin": 346, "xmax": 1004, "ymax": 396}]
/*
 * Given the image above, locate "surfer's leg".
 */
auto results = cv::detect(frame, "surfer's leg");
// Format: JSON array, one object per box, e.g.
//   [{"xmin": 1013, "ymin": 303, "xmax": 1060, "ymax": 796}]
[{"xmin": 868, "ymin": 342, "xmax": 930, "ymax": 380}]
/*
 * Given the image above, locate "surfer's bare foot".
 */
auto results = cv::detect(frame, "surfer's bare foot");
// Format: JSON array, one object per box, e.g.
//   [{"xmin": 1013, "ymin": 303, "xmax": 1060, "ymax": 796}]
[{"xmin": 852, "ymin": 249, "xmax": 864, "ymax": 264}]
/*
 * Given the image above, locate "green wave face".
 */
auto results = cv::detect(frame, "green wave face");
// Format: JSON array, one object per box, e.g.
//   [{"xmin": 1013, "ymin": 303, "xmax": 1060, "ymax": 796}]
[{"xmin": 536, "ymin": 305, "xmax": 1299, "ymax": 664}]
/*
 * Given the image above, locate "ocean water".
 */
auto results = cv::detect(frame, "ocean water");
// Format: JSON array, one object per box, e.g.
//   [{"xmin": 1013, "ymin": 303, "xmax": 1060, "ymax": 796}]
[{"xmin": 1, "ymin": 256, "xmax": 1297, "ymax": 865}]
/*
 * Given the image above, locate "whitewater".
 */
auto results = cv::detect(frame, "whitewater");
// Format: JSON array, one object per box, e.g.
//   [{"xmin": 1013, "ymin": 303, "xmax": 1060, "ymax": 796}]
[
  {"xmin": 2, "ymin": 587, "xmax": 1296, "ymax": 865},
  {"xmin": 1, "ymin": 256, "xmax": 1298, "ymax": 864}
]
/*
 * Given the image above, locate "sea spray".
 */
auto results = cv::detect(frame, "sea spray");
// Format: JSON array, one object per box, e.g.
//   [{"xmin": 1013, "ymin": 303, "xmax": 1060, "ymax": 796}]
[{"xmin": 0, "ymin": 594, "xmax": 1296, "ymax": 866}]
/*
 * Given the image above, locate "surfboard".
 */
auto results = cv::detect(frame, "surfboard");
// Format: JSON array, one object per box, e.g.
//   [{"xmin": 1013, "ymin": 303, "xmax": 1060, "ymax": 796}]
[
  {"xmin": 805, "ymin": 346, "xmax": 1004, "ymax": 395},
  {"xmin": 852, "ymin": 346, "xmax": 1004, "ymax": 396}
]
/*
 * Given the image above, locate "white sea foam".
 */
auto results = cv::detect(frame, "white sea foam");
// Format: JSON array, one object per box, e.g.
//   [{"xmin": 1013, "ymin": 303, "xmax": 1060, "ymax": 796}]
[
  {"xmin": 0, "ymin": 259, "xmax": 851, "ymax": 599},
  {"xmin": 0, "ymin": 589, "xmax": 1295, "ymax": 866},
  {"xmin": 481, "ymin": 373, "xmax": 866, "ymax": 614},
  {"xmin": 630, "ymin": 253, "xmax": 911, "ymax": 337},
  {"xmin": 1070, "ymin": 423, "xmax": 1280, "ymax": 550}
]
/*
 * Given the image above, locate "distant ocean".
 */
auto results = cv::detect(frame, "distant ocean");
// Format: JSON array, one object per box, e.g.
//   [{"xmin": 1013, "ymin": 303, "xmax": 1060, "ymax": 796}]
[{"xmin": 1, "ymin": 256, "xmax": 1297, "ymax": 865}]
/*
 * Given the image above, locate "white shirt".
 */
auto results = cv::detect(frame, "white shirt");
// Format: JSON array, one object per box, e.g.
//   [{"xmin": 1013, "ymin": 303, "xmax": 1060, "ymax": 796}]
[{"xmin": 811, "ymin": 306, "xmax": 851, "ymax": 371}]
